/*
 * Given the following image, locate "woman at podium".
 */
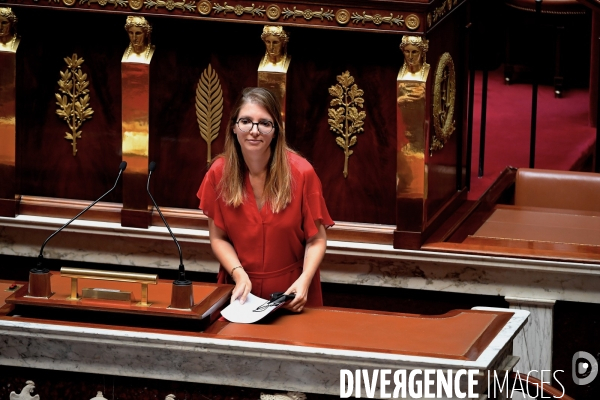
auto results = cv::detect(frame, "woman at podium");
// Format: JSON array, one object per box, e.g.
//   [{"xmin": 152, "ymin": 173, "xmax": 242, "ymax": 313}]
[{"xmin": 197, "ymin": 87, "xmax": 334, "ymax": 312}]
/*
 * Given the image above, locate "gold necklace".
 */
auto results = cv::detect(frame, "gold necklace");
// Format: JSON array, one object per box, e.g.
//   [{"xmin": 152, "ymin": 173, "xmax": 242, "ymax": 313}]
[
  {"xmin": 124, "ymin": 43, "xmax": 151, "ymax": 60},
  {"xmin": 1, "ymin": 34, "xmax": 17, "ymax": 50},
  {"xmin": 400, "ymin": 62, "xmax": 426, "ymax": 80}
]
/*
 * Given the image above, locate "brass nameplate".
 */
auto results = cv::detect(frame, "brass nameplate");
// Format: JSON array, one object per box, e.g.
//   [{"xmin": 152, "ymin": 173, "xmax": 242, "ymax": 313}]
[{"xmin": 82, "ymin": 288, "xmax": 132, "ymax": 301}]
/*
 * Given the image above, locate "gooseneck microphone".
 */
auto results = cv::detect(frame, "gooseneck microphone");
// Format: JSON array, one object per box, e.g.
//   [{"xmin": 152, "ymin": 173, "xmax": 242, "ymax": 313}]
[
  {"xmin": 146, "ymin": 161, "xmax": 191, "ymax": 286},
  {"xmin": 33, "ymin": 161, "xmax": 128, "ymax": 274}
]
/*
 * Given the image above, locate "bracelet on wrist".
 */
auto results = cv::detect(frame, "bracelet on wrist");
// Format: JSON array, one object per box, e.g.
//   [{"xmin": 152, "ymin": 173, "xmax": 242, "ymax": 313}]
[{"xmin": 230, "ymin": 265, "xmax": 244, "ymax": 279}]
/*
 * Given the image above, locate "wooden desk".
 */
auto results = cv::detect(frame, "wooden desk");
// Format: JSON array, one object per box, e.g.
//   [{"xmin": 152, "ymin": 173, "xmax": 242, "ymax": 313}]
[
  {"xmin": 472, "ymin": 205, "xmax": 600, "ymax": 246},
  {"xmin": 0, "ymin": 281, "xmax": 528, "ymax": 398}
]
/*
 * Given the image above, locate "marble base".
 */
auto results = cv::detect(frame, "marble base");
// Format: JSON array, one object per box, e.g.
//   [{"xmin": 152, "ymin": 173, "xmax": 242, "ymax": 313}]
[{"xmin": 507, "ymin": 297, "xmax": 555, "ymax": 382}]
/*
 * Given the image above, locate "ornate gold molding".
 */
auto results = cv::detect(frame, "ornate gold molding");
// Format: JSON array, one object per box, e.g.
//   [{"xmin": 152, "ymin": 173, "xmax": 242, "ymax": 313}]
[
  {"xmin": 213, "ymin": 2, "xmax": 265, "ymax": 16},
  {"xmin": 428, "ymin": 0, "xmax": 459, "ymax": 27},
  {"xmin": 431, "ymin": 52, "xmax": 455, "ymax": 152},
  {"xmin": 24, "ymin": 0, "xmax": 428, "ymax": 32},
  {"xmin": 79, "ymin": 0, "xmax": 128, "ymax": 7},
  {"xmin": 405, "ymin": 14, "xmax": 420, "ymax": 30},
  {"xmin": 198, "ymin": 0, "xmax": 211, "ymax": 14},
  {"xmin": 328, "ymin": 71, "xmax": 365, "ymax": 179},
  {"xmin": 55, "ymin": 54, "xmax": 94, "ymax": 156},
  {"xmin": 129, "ymin": 0, "xmax": 143, "ymax": 10},
  {"xmin": 266, "ymin": 4, "xmax": 280, "ymax": 20},
  {"xmin": 351, "ymin": 11, "xmax": 404, "ymax": 27},
  {"xmin": 145, "ymin": 0, "xmax": 196, "ymax": 12},
  {"xmin": 282, "ymin": 6, "xmax": 334, "ymax": 21},
  {"xmin": 196, "ymin": 64, "xmax": 223, "ymax": 163},
  {"xmin": 335, "ymin": 9, "xmax": 350, "ymax": 25}
]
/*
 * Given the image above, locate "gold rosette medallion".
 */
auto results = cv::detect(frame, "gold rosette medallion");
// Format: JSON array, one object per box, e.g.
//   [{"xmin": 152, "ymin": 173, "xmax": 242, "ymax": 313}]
[
  {"xmin": 405, "ymin": 14, "xmax": 420, "ymax": 30},
  {"xmin": 266, "ymin": 4, "xmax": 281, "ymax": 20},
  {"xmin": 198, "ymin": 0, "xmax": 212, "ymax": 15},
  {"xmin": 129, "ymin": 0, "xmax": 143, "ymax": 10}
]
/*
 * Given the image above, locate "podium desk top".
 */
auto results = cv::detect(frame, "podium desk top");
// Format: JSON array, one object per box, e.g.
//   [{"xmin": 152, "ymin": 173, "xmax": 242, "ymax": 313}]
[
  {"xmin": 5, "ymin": 272, "xmax": 233, "ymax": 321},
  {"xmin": 1, "ymin": 279, "xmax": 515, "ymax": 362},
  {"xmin": 206, "ymin": 307, "xmax": 512, "ymax": 361},
  {"xmin": 0, "ymin": 280, "xmax": 529, "ymax": 395}
]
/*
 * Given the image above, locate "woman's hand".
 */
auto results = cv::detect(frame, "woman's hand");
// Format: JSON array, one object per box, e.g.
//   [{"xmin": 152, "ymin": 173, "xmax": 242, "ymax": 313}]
[
  {"xmin": 230, "ymin": 267, "xmax": 252, "ymax": 305},
  {"xmin": 283, "ymin": 273, "xmax": 311, "ymax": 312},
  {"xmin": 207, "ymin": 217, "xmax": 252, "ymax": 304},
  {"xmin": 283, "ymin": 221, "xmax": 327, "ymax": 312}
]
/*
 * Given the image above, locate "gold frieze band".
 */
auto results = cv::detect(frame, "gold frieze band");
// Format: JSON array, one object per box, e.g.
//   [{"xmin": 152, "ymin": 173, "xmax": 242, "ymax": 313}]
[
  {"xmin": 282, "ymin": 7, "xmax": 334, "ymax": 21},
  {"xmin": 213, "ymin": 3, "xmax": 266, "ymax": 16},
  {"xmin": 16, "ymin": 0, "xmax": 433, "ymax": 33}
]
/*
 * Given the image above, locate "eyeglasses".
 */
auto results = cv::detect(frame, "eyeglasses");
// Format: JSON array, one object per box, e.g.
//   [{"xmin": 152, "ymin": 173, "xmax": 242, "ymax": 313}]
[{"xmin": 236, "ymin": 118, "xmax": 275, "ymax": 135}]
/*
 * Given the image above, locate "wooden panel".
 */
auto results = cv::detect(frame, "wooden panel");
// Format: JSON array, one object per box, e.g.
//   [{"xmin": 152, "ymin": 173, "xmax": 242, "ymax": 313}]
[
  {"xmin": 16, "ymin": 8, "xmax": 123, "ymax": 203},
  {"xmin": 5, "ymin": 0, "xmax": 472, "ymax": 238},
  {"xmin": 287, "ymin": 28, "xmax": 398, "ymax": 224},
  {"xmin": 424, "ymin": 7, "xmax": 469, "ymax": 227}
]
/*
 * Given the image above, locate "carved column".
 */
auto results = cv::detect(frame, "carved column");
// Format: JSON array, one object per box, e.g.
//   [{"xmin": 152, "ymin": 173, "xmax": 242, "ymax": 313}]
[
  {"xmin": 0, "ymin": 12, "xmax": 20, "ymax": 217},
  {"xmin": 395, "ymin": 36, "xmax": 430, "ymax": 249},
  {"xmin": 257, "ymin": 25, "xmax": 290, "ymax": 125},
  {"xmin": 121, "ymin": 16, "xmax": 155, "ymax": 228}
]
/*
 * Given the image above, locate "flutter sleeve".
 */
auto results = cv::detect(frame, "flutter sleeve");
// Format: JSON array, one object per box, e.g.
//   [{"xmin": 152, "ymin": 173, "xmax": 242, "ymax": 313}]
[
  {"xmin": 196, "ymin": 162, "xmax": 226, "ymax": 232},
  {"xmin": 302, "ymin": 167, "xmax": 335, "ymax": 240}
]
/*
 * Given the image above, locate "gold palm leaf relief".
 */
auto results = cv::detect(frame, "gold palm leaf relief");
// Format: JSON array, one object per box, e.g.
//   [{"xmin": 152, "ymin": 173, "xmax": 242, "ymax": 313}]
[{"xmin": 196, "ymin": 64, "xmax": 224, "ymax": 163}]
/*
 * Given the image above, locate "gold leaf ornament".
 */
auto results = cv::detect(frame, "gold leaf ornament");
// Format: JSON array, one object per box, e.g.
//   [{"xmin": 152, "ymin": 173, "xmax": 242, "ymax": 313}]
[
  {"xmin": 196, "ymin": 64, "xmax": 224, "ymax": 163},
  {"xmin": 328, "ymin": 71, "xmax": 366, "ymax": 178},
  {"xmin": 55, "ymin": 53, "xmax": 94, "ymax": 156}
]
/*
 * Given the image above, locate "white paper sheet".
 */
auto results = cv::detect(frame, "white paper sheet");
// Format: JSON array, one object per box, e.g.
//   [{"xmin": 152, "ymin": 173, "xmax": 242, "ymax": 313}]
[{"xmin": 220, "ymin": 293, "xmax": 282, "ymax": 324}]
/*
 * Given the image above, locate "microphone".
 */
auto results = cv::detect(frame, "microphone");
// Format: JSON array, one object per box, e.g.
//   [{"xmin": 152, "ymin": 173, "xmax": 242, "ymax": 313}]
[
  {"xmin": 33, "ymin": 161, "xmax": 127, "ymax": 274},
  {"xmin": 146, "ymin": 161, "xmax": 193, "ymax": 303}
]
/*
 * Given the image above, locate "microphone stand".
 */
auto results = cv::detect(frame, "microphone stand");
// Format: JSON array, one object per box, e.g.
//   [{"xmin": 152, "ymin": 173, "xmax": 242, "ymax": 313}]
[
  {"xmin": 28, "ymin": 161, "xmax": 127, "ymax": 298},
  {"xmin": 147, "ymin": 161, "xmax": 194, "ymax": 310}
]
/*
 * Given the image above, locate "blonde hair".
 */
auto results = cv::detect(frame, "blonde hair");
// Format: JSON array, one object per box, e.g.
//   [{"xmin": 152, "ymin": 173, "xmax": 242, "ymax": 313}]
[{"xmin": 216, "ymin": 87, "xmax": 293, "ymax": 213}]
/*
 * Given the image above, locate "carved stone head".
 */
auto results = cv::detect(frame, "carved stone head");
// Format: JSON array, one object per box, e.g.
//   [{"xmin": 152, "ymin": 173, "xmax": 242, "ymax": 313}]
[
  {"xmin": 399, "ymin": 35, "xmax": 429, "ymax": 73},
  {"xmin": 260, "ymin": 25, "xmax": 289, "ymax": 65},
  {"xmin": 0, "ymin": 7, "xmax": 17, "ymax": 44},
  {"xmin": 124, "ymin": 16, "xmax": 152, "ymax": 54}
]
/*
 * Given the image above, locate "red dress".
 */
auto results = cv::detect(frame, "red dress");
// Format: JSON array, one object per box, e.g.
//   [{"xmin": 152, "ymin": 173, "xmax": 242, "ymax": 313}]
[{"xmin": 197, "ymin": 151, "xmax": 334, "ymax": 306}]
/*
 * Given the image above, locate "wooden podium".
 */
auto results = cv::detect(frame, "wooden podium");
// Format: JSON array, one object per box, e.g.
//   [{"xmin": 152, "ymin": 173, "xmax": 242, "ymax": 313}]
[
  {"xmin": 0, "ymin": 279, "xmax": 528, "ymax": 398},
  {"xmin": 5, "ymin": 272, "xmax": 233, "ymax": 330}
]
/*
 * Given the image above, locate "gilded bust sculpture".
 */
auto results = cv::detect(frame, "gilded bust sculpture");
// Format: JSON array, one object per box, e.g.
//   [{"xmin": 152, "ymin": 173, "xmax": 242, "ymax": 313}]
[
  {"xmin": 258, "ymin": 25, "xmax": 290, "ymax": 72},
  {"xmin": 397, "ymin": 35, "xmax": 430, "ymax": 106},
  {"xmin": 123, "ymin": 16, "xmax": 154, "ymax": 62},
  {"xmin": 0, "ymin": 7, "xmax": 18, "ymax": 51},
  {"xmin": 398, "ymin": 35, "xmax": 430, "ymax": 83}
]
